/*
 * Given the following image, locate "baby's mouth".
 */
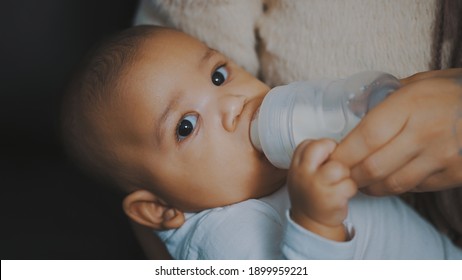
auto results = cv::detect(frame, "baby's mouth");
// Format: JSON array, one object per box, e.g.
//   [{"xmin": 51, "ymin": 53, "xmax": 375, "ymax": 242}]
[
  {"xmin": 251, "ymin": 105, "xmax": 260, "ymax": 122},
  {"xmin": 249, "ymin": 107, "xmax": 262, "ymax": 152},
  {"xmin": 244, "ymin": 96, "xmax": 266, "ymax": 158}
]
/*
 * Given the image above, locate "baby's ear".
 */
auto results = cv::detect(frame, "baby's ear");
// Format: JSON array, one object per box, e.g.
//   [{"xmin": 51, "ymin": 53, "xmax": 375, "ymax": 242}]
[{"xmin": 122, "ymin": 189, "xmax": 185, "ymax": 230}]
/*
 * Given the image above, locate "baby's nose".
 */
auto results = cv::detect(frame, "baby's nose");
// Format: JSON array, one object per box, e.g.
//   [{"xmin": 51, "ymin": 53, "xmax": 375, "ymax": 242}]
[{"xmin": 221, "ymin": 95, "xmax": 246, "ymax": 132}]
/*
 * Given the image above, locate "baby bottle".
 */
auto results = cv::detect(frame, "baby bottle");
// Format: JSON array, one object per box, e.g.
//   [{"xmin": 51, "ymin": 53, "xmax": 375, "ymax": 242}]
[{"xmin": 250, "ymin": 71, "xmax": 401, "ymax": 169}]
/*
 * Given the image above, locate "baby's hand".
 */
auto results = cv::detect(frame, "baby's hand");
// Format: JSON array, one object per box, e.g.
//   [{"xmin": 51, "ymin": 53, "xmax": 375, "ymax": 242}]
[{"xmin": 288, "ymin": 139, "xmax": 357, "ymax": 241}]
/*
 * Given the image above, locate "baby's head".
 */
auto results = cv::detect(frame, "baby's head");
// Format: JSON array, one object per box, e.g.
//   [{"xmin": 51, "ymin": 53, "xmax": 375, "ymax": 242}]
[{"xmin": 62, "ymin": 26, "xmax": 286, "ymax": 229}]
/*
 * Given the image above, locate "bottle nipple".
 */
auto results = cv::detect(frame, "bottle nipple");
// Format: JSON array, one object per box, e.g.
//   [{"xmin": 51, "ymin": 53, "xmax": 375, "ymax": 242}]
[{"xmin": 250, "ymin": 109, "xmax": 262, "ymax": 151}]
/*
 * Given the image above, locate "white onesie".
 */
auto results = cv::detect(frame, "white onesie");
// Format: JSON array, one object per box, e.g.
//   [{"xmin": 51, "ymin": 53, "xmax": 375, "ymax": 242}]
[{"xmin": 157, "ymin": 186, "xmax": 462, "ymax": 259}]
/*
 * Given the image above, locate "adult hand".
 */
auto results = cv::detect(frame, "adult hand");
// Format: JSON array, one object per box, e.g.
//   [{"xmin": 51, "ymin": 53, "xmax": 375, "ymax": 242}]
[{"xmin": 331, "ymin": 69, "xmax": 462, "ymax": 196}]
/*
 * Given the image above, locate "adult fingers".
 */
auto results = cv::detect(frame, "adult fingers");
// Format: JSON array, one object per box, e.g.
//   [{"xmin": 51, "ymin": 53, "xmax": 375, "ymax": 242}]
[
  {"xmin": 350, "ymin": 127, "xmax": 420, "ymax": 187},
  {"xmin": 400, "ymin": 69, "xmax": 462, "ymax": 85},
  {"xmin": 417, "ymin": 171, "xmax": 460, "ymax": 191},
  {"xmin": 360, "ymin": 155, "xmax": 440, "ymax": 195},
  {"xmin": 331, "ymin": 91, "xmax": 410, "ymax": 168}
]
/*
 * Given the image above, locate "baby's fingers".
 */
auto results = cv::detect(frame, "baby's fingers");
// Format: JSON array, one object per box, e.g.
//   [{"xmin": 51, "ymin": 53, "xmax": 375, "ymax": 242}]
[
  {"xmin": 330, "ymin": 178, "xmax": 358, "ymax": 213},
  {"xmin": 291, "ymin": 139, "xmax": 336, "ymax": 173},
  {"xmin": 316, "ymin": 160, "xmax": 351, "ymax": 186},
  {"xmin": 322, "ymin": 178, "xmax": 357, "ymax": 226},
  {"xmin": 336, "ymin": 178, "xmax": 358, "ymax": 201}
]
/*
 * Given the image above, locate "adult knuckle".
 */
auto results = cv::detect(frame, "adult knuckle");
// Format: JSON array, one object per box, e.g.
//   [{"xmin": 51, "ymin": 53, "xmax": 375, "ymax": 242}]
[
  {"xmin": 361, "ymin": 157, "xmax": 383, "ymax": 179},
  {"xmin": 358, "ymin": 123, "xmax": 379, "ymax": 151},
  {"xmin": 383, "ymin": 175, "xmax": 407, "ymax": 194}
]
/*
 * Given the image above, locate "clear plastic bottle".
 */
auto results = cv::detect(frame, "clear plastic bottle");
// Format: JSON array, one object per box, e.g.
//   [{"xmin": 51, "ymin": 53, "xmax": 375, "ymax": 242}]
[{"xmin": 250, "ymin": 71, "xmax": 401, "ymax": 169}]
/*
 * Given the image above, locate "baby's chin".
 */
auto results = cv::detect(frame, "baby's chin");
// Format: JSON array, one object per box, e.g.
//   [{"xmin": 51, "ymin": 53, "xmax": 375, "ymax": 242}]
[
  {"xmin": 256, "ymin": 157, "xmax": 288, "ymax": 189},
  {"xmin": 258, "ymin": 149, "xmax": 283, "ymax": 171}
]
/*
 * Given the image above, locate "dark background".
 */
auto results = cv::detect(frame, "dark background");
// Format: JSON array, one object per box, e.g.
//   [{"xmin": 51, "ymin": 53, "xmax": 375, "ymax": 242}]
[{"xmin": 1, "ymin": 0, "xmax": 146, "ymax": 259}]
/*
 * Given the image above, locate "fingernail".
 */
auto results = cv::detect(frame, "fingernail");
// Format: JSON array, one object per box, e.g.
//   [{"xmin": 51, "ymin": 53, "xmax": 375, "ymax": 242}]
[{"xmin": 163, "ymin": 209, "xmax": 175, "ymax": 220}]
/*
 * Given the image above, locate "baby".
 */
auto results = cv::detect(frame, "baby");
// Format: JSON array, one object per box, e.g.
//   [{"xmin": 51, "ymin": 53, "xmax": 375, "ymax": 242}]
[{"xmin": 62, "ymin": 25, "xmax": 462, "ymax": 259}]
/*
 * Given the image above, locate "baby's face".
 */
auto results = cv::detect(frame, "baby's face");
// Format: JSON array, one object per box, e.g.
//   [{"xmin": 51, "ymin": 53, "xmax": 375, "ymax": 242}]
[{"xmin": 103, "ymin": 29, "xmax": 286, "ymax": 211}]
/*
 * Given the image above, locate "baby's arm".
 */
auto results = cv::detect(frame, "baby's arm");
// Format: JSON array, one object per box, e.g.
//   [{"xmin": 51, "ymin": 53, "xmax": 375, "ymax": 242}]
[{"xmin": 287, "ymin": 139, "xmax": 357, "ymax": 241}]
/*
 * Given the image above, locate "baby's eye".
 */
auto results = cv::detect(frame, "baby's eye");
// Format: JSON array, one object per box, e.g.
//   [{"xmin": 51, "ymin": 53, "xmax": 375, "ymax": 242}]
[
  {"xmin": 211, "ymin": 65, "xmax": 228, "ymax": 86},
  {"xmin": 176, "ymin": 114, "xmax": 198, "ymax": 141}
]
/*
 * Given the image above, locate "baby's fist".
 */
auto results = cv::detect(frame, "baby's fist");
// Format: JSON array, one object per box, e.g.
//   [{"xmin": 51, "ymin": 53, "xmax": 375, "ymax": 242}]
[{"xmin": 288, "ymin": 139, "xmax": 357, "ymax": 240}]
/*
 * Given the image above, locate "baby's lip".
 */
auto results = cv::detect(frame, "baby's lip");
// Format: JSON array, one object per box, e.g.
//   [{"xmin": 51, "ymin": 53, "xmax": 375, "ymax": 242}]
[
  {"xmin": 249, "ymin": 95, "xmax": 264, "ymax": 121},
  {"xmin": 245, "ymin": 97, "xmax": 262, "ymax": 130},
  {"xmin": 251, "ymin": 106, "xmax": 260, "ymax": 122}
]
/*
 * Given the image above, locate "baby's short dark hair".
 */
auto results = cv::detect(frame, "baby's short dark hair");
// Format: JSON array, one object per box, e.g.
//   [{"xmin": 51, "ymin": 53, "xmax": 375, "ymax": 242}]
[{"xmin": 61, "ymin": 25, "xmax": 162, "ymax": 189}]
